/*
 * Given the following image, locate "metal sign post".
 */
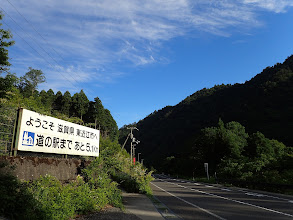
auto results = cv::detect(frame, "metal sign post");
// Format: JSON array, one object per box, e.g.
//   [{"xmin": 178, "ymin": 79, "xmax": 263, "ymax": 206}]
[{"xmin": 204, "ymin": 163, "xmax": 209, "ymax": 180}]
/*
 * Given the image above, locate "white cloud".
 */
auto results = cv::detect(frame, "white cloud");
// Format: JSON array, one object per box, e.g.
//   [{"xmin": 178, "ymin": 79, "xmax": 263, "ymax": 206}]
[
  {"xmin": 2, "ymin": 0, "xmax": 293, "ymax": 91},
  {"xmin": 243, "ymin": 0, "xmax": 293, "ymax": 13}
]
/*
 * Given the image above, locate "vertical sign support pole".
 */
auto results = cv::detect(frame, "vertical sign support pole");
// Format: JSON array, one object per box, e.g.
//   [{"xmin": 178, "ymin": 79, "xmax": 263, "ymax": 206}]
[
  {"xmin": 204, "ymin": 163, "xmax": 209, "ymax": 180},
  {"xmin": 11, "ymin": 108, "xmax": 23, "ymax": 156}
]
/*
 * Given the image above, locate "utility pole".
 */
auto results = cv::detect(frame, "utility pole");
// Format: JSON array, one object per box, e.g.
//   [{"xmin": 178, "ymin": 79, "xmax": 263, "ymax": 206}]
[
  {"xmin": 138, "ymin": 153, "xmax": 141, "ymax": 163},
  {"xmin": 127, "ymin": 127, "xmax": 138, "ymax": 165}
]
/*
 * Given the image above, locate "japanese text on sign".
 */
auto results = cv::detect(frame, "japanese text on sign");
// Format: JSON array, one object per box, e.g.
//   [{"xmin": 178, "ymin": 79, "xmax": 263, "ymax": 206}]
[{"xmin": 17, "ymin": 108, "xmax": 99, "ymax": 157}]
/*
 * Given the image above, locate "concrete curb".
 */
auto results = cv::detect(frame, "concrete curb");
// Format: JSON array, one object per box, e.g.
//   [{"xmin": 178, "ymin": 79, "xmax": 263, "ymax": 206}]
[{"xmin": 149, "ymin": 195, "xmax": 182, "ymax": 219}]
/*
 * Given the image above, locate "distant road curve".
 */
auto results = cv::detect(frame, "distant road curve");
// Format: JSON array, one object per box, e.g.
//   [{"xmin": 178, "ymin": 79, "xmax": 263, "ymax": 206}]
[{"xmin": 151, "ymin": 174, "xmax": 293, "ymax": 220}]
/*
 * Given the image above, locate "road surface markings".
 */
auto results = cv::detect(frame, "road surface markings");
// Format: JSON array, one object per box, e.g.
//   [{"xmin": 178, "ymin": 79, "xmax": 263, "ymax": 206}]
[
  {"xmin": 157, "ymin": 178, "xmax": 293, "ymax": 218},
  {"xmin": 151, "ymin": 182, "xmax": 227, "ymax": 220},
  {"xmin": 189, "ymin": 188, "xmax": 293, "ymax": 218},
  {"xmin": 177, "ymin": 184, "xmax": 187, "ymax": 188},
  {"xmin": 221, "ymin": 188, "xmax": 231, "ymax": 192},
  {"xmin": 237, "ymin": 189, "xmax": 290, "ymax": 202},
  {"xmin": 245, "ymin": 192, "xmax": 265, "ymax": 197},
  {"xmin": 157, "ymin": 175, "xmax": 292, "ymax": 203}
]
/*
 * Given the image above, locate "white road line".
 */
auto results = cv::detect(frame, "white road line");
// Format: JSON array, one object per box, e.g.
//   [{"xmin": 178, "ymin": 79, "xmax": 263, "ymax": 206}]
[
  {"xmin": 245, "ymin": 192, "xmax": 265, "ymax": 197},
  {"xmin": 177, "ymin": 184, "xmax": 187, "ymax": 188},
  {"xmin": 156, "ymin": 178, "xmax": 293, "ymax": 218},
  {"xmin": 221, "ymin": 188, "xmax": 231, "ymax": 192},
  {"xmin": 205, "ymin": 185, "xmax": 214, "ymax": 188},
  {"xmin": 157, "ymin": 176, "xmax": 292, "ymax": 203},
  {"xmin": 151, "ymin": 182, "xmax": 226, "ymax": 220},
  {"xmin": 156, "ymin": 176, "xmax": 292, "ymax": 203},
  {"xmin": 236, "ymin": 189, "xmax": 288, "ymax": 202},
  {"xmin": 191, "ymin": 188, "xmax": 293, "ymax": 218}
]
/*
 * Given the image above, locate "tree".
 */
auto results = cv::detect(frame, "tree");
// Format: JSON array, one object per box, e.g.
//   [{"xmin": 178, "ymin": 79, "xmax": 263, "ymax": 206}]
[
  {"xmin": 0, "ymin": 13, "xmax": 14, "ymax": 74},
  {"xmin": 39, "ymin": 90, "xmax": 47, "ymax": 105},
  {"xmin": 71, "ymin": 90, "xmax": 89, "ymax": 120},
  {"xmin": 223, "ymin": 121, "xmax": 248, "ymax": 158},
  {"xmin": 0, "ymin": 73, "xmax": 18, "ymax": 99},
  {"xmin": 19, "ymin": 67, "xmax": 46, "ymax": 96},
  {"xmin": 194, "ymin": 120, "xmax": 248, "ymax": 175},
  {"xmin": 46, "ymin": 89, "xmax": 55, "ymax": 112},
  {"xmin": 53, "ymin": 91, "xmax": 63, "ymax": 112},
  {"xmin": 103, "ymin": 109, "xmax": 118, "ymax": 141},
  {"xmin": 92, "ymin": 97, "xmax": 106, "ymax": 129},
  {"xmin": 61, "ymin": 91, "xmax": 71, "ymax": 116}
]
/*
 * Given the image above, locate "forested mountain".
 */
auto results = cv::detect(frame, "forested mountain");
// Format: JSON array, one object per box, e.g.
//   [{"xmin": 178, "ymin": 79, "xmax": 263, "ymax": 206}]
[{"xmin": 119, "ymin": 55, "xmax": 293, "ymax": 178}]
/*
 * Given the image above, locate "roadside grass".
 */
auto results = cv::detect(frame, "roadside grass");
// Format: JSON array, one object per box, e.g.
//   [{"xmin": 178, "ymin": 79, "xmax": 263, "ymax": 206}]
[{"xmin": 0, "ymin": 138, "xmax": 154, "ymax": 220}]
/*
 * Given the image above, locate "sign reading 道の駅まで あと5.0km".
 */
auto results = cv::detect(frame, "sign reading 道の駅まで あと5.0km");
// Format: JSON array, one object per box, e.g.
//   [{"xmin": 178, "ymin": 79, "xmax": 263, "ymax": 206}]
[{"xmin": 16, "ymin": 108, "xmax": 99, "ymax": 157}]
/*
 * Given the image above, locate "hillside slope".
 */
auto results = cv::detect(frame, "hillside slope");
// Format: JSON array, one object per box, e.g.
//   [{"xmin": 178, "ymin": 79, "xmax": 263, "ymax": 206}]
[{"xmin": 119, "ymin": 55, "xmax": 293, "ymax": 172}]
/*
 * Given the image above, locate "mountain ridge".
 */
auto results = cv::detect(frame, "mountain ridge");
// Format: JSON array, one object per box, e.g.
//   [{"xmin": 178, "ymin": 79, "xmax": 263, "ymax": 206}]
[{"xmin": 119, "ymin": 55, "xmax": 293, "ymax": 171}]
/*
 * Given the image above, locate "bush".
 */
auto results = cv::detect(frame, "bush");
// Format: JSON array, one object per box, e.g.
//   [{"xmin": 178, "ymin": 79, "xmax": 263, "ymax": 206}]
[
  {"xmin": 27, "ymin": 174, "xmax": 123, "ymax": 220},
  {"xmin": 0, "ymin": 136, "xmax": 153, "ymax": 219},
  {"xmin": 28, "ymin": 175, "xmax": 75, "ymax": 220},
  {"xmin": 82, "ymin": 157, "xmax": 123, "ymax": 209},
  {"xmin": 112, "ymin": 169, "xmax": 154, "ymax": 195},
  {"xmin": 0, "ymin": 161, "xmax": 44, "ymax": 220},
  {"xmin": 68, "ymin": 176, "xmax": 97, "ymax": 214}
]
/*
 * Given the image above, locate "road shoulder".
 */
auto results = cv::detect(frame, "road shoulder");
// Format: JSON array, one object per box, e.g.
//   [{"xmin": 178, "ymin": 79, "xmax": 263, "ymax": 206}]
[{"xmin": 123, "ymin": 192, "xmax": 166, "ymax": 220}]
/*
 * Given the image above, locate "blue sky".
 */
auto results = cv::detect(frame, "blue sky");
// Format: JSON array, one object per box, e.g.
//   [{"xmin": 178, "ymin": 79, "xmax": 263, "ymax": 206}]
[{"xmin": 1, "ymin": 0, "xmax": 293, "ymax": 128}]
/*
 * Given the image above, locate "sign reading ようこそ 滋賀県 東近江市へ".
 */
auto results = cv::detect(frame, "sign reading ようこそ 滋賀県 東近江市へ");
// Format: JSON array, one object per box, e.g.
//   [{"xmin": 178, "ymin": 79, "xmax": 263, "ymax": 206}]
[{"xmin": 16, "ymin": 108, "xmax": 99, "ymax": 157}]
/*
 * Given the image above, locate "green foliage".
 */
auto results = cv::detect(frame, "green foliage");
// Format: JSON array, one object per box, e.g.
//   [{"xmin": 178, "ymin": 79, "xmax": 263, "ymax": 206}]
[
  {"xmin": 0, "ymin": 34, "xmax": 118, "ymax": 139},
  {"xmin": 88, "ymin": 137, "xmax": 154, "ymax": 195},
  {"xmin": 61, "ymin": 91, "xmax": 71, "ymax": 116},
  {"xmin": 67, "ymin": 176, "xmax": 97, "ymax": 214},
  {"xmin": 119, "ymin": 54, "xmax": 293, "ymax": 179},
  {"xmin": 53, "ymin": 91, "xmax": 63, "ymax": 112},
  {"xmin": 71, "ymin": 89, "xmax": 89, "ymax": 120},
  {"xmin": 0, "ymin": 12, "xmax": 14, "ymax": 74},
  {"xmin": 19, "ymin": 67, "xmax": 46, "ymax": 97},
  {"xmin": 27, "ymin": 174, "xmax": 121, "ymax": 220},
  {"xmin": 0, "ymin": 14, "xmax": 137, "ymax": 219},
  {"xmin": 29, "ymin": 175, "xmax": 75, "ymax": 220},
  {"xmin": 0, "ymin": 73, "xmax": 18, "ymax": 99},
  {"xmin": 0, "ymin": 149, "xmax": 155, "ymax": 220},
  {"xmin": 198, "ymin": 121, "xmax": 291, "ymax": 184},
  {"xmin": 112, "ymin": 168, "xmax": 154, "ymax": 195},
  {"xmin": 0, "ymin": 74, "xmax": 118, "ymax": 141},
  {"xmin": 0, "ymin": 161, "xmax": 44, "ymax": 220},
  {"xmin": 84, "ymin": 97, "xmax": 119, "ymax": 141}
]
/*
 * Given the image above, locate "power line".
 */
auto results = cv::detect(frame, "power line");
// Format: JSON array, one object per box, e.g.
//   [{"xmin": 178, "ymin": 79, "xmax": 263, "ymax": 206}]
[
  {"xmin": 0, "ymin": 9, "xmax": 81, "ymax": 92},
  {"xmin": 1, "ymin": 4, "xmax": 126, "ymax": 127},
  {"xmin": 4, "ymin": 0, "xmax": 87, "ymax": 86},
  {"xmin": 0, "ymin": 5, "xmax": 90, "ymax": 92},
  {"xmin": 5, "ymin": 0, "xmax": 64, "ymax": 61}
]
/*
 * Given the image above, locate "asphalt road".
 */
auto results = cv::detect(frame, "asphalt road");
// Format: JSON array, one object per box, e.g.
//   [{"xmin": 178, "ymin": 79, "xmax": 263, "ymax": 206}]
[{"xmin": 151, "ymin": 174, "xmax": 293, "ymax": 220}]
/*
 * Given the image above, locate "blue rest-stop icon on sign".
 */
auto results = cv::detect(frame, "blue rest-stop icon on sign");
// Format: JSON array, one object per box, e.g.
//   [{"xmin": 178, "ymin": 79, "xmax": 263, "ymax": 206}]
[{"xmin": 22, "ymin": 131, "xmax": 35, "ymax": 146}]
